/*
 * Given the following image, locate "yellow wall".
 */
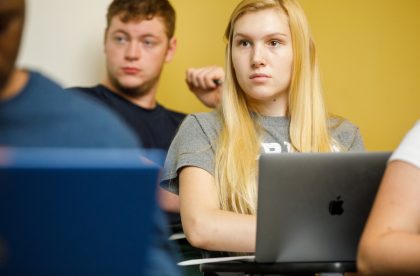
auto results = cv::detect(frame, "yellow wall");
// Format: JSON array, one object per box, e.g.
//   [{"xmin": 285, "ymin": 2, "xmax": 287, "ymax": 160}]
[{"xmin": 157, "ymin": 0, "xmax": 420, "ymax": 151}]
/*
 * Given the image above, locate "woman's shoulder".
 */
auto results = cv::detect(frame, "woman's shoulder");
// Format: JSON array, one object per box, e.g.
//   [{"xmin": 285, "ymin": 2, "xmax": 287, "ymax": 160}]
[
  {"xmin": 328, "ymin": 116, "xmax": 359, "ymax": 131},
  {"xmin": 176, "ymin": 111, "xmax": 222, "ymax": 141},
  {"xmin": 187, "ymin": 111, "xmax": 221, "ymax": 123},
  {"xmin": 184, "ymin": 111, "xmax": 222, "ymax": 131},
  {"xmin": 328, "ymin": 115, "xmax": 364, "ymax": 151}
]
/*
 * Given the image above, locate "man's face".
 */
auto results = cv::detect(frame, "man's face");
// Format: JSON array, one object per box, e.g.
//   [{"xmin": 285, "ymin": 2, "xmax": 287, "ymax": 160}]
[
  {"xmin": 104, "ymin": 15, "xmax": 176, "ymax": 96},
  {"xmin": 0, "ymin": 0, "xmax": 25, "ymax": 92}
]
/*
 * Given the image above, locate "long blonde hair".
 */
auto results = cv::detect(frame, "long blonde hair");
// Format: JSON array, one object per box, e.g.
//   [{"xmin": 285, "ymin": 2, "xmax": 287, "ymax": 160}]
[{"xmin": 214, "ymin": 0, "xmax": 337, "ymax": 215}]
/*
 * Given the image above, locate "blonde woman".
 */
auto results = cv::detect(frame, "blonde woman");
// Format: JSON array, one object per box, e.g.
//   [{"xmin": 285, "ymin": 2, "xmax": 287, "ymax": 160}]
[{"xmin": 161, "ymin": 0, "xmax": 364, "ymax": 253}]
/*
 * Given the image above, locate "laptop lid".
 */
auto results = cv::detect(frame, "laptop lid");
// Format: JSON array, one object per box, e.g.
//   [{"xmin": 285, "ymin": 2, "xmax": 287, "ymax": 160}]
[
  {"xmin": 255, "ymin": 152, "xmax": 390, "ymax": 263},
  {"xmin": 0, "ymin": 148, "xmax": 161, "ymax": 275}
]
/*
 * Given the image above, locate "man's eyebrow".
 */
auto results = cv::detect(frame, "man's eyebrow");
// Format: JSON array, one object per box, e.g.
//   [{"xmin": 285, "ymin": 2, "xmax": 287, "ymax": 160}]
[
  {"xmin": 111, "ymin": 29, "xmax": 129, "ymax": 35},
  {"xmin": 110, "ymin": 30, "xmax": 159, "ymax": 39},
  {"xmin": 142, "ymin": 34, "xmax": 158, "ymax": 38}
]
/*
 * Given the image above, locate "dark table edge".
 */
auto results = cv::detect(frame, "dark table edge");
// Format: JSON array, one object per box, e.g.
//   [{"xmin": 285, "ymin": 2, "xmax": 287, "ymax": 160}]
[{"xmin": 200, "ymin": 261, "xmax": 356, "ymax": 274}]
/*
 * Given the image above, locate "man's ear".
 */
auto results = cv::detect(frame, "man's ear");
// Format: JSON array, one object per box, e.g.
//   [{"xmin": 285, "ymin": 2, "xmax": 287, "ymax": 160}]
[{"xmin": 165, "ymin": 37, "xmax": 177, "ymax": 63}]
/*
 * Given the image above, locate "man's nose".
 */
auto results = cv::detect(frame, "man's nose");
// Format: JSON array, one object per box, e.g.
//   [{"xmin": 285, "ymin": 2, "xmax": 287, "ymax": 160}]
[{"xmin": 125, "ymin": 42, "xmax": 140, "ymax": 60}]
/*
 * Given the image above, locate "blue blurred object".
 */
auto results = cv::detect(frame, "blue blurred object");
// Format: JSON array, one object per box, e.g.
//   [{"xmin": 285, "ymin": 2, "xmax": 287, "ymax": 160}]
[{"xmin": 0, "ymin": 148, "xmax": 163, "ymax": 276}]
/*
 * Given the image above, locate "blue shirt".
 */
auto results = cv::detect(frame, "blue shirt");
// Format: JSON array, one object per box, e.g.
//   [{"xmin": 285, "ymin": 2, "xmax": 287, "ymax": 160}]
[{"xmin": 0, "ymin": 71, "xmax": 138, "ymax": 148}]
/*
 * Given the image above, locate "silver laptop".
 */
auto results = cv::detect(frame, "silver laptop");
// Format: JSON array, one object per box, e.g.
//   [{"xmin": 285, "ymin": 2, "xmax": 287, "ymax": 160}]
[{"xmin": 255, "ymin": 152, "xmax": 390, "ymax": 263}]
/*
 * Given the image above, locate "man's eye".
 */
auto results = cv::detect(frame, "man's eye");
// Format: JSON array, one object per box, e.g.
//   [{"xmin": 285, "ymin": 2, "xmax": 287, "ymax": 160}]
[
  {"xmin": 113, "ymin": 36, "xmax": 127, "ymax": 44},
  {"xmin": 143, "ymin": 39, "xmax": 157, "ymax": 47}
]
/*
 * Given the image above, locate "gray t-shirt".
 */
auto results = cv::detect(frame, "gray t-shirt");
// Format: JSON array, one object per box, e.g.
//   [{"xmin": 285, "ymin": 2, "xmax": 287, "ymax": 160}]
[{"xmin": 161, "ymin": 111, "xmax": 364, "ymax": 194}]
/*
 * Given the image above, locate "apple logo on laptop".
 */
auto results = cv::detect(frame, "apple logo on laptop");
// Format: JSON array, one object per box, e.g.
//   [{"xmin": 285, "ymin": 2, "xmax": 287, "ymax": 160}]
[{"xmin": 328, "ymin": 196, "xmax": 344, "ymax": 215}]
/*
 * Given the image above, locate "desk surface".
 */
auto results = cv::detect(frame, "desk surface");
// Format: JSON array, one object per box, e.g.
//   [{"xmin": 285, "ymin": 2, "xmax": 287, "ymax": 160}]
[{"xmin": 200, "ymin": 261, "xmax": 356, "ymax": 275}]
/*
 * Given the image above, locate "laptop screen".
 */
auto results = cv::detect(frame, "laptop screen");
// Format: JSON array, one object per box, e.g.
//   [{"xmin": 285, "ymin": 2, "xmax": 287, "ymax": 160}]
[
  {"xmin": 0, "ymin": 148, "xmax": 161, "ymax": 275},
  {"xmin": 256, "ymin": 152, "xmax": 390, "ymax": 263}
]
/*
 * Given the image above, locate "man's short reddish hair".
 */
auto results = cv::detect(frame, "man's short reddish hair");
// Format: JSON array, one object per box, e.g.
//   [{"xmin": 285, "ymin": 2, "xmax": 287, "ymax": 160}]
[{"xmin": 106, "ymin": 0, "xmax": 176, "ymax": 38}]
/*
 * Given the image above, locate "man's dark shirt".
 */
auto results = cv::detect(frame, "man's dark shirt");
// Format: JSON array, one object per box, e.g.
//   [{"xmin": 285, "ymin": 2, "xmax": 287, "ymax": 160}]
[{"xmin": 71, "ymin": 85, "xmax": 185, "ymax": 151}]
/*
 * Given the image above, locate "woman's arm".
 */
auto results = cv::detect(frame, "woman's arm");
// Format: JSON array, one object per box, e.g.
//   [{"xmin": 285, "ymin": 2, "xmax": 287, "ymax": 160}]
[
  {"xmin": 179, "ymin": 166, "xmax": 256, "ymax": 253},
  {"xmin": 357, "ymin": 160, "xmax": 420, "ymax": 275}
]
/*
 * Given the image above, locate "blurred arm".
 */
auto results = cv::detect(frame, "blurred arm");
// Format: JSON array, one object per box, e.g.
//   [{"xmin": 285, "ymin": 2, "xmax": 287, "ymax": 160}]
[{"xmin": 357, "ymin": 161, "xmax": 420, "ymax": 275}]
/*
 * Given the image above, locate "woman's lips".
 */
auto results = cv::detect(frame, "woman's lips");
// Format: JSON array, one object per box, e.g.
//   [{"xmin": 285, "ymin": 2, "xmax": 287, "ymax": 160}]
[{"xmin": 249, "ymin": 73, "xmax": 271, "ymax": 81}]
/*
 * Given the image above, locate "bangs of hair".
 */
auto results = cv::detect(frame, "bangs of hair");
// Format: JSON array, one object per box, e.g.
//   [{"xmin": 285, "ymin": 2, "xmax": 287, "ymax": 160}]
[{"xmin": 224, "ymin": 0, "xmax": 282, "ymax": 41}]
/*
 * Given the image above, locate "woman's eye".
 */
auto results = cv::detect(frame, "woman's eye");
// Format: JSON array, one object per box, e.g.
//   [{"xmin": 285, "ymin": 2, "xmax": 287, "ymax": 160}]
[
  {"xmin": 269, "ymin": 40, "xmax": 281, "ymax": 47},
  {"xmin": 239, "ymin": 40, "xmax": 251, "ymax": 47}
]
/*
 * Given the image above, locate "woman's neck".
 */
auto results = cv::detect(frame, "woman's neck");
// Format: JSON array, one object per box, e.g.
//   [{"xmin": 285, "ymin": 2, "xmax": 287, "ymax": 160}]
[{"xmin": 247, "ymin": 92, "xmax": 288, "ymax": 117}]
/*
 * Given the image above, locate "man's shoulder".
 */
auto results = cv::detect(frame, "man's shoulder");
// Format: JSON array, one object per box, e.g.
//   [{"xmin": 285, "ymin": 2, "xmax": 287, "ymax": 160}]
[
  {"xmin": 66, "ymin": 85, "xmax": 129, "ymax": 112},
  {"xmin": 55, "ymin": 85, "xmax": 137, "ymax": 140},
  {"xmin": 2, "ymin": 71, "xmax": 139, "ymax": 148},
  {"xmin": 25, "ymin": 70, "xmax": 62, "ymax": 93},
  {"xmin": 66, "ymin": 85, "xmax": 111, "ymax": 98},
  {"xmin": 157, "ymin": 104, "xmax": 186, "ymax": 121},
  {"xmin": 19, "ymin": 70, "xmax": 77, "ymax": 105}
]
